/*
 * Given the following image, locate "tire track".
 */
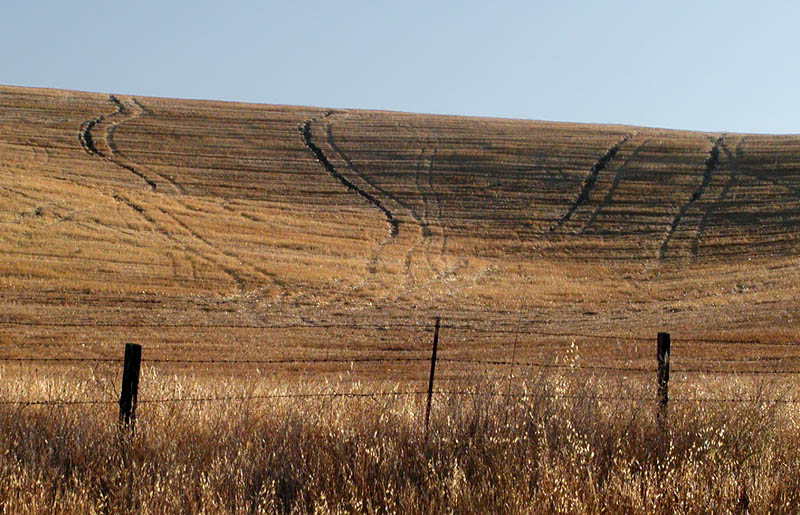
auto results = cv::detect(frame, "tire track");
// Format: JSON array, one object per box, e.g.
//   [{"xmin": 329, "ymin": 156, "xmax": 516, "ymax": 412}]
[
  {"xmin": 728, "ymin": 144, "xmax": 800, "ymax": 201},
  {"xmin": 405, "ymin": 142, "xmax": 448, "ymax": 283},
  {"xmin": 325, "ymin": 118, "xmax": 420, "ymax": 234},
  {"xmin": 580, "ymin": 138, "xmax": 652, "ymax": 234},
  {"xmin": 422, "ymin": 146, "xmax": 448, "ymax": 276},
  {"xmin": 324, "ymin": 116, "xmax": 444, "ymax": 291},
  {"xmin": 658, "ymin": 134, "xmax": 724, "ymax": 259},
  {"xmin": 159, "ymin": 208, "xmax": 249, "ymax": 292},
  {"xmin": 550, "ymin": 133, "xmax": 632, "ymax": 232},
  {"xmin": 158, "ymin": 202, "xmax": 289, "ymax": 297},
  {"xmin": 298, "ymin": 112, "xmax": 399, "ymax": 237},
  {"xmin": 404, "ymin": 146, "xmax": 432, "ymax": 283},
  {"xmin": 691, "ymin": 136, "xmax": 746, "ymax": 258},
  {"xmin": 391, "ymin": 133, "xmax": 458, "ymax": 299},
  {"xmin": 714, "ymin": 139, "xmax": 800, "ymax": 258},
  {"xmin": 421, "ymin": 144, "xmax": 456, "ymax": 285},
  {"xmin": 296, "ymin": 112, "xmax": 398, "ymax": 303},
  {"xmin": 79, "ymin": 95, "xmax": 183, "ymax": 194},
  {"xmin": 111, "ymin": 194, "xmax": 218, "ymax": 283},
  {"xmin": 79, "ymin": 96, "xmax": 256, "ymax": 293},
  {"xmin": 112, "ymin": 194, "xmax": 250, "ymax": 289},
  {"xmin": 427, "ymin": 147, "xmax": 450, "ymax": 273},
  {"xmin": 108, "ymin": 96, "xmax": 185, "ymax": 194},
  {"xmin": 298, "ymin": 113, "xmax": 456, "ymax": 306}
]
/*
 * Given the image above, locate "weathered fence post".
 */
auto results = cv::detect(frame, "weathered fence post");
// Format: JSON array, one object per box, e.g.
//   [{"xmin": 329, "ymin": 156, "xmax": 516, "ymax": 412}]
[
  {"xmin": 657, "ymin": 332, "xmax": 670, "ymax": 417},
  {"xmin": 424, "ymin": 317, "xmax": 441, "ymax": 434},
  {"xmin": 119, "ymin": 343, "xmax": 142, "ymax": 431}
]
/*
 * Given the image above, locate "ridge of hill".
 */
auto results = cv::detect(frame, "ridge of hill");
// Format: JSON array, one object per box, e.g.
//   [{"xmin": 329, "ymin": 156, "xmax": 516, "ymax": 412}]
[{"xmin": 1, "ymin": 85, "xmax": 798, "ymax": 371}]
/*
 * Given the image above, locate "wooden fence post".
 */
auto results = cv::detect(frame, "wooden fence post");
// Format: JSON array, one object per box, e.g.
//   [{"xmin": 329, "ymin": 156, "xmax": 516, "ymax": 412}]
[
  {"xmin": 119, "ymin": 343, "xmax": 142, "ymax": 431},
  {"xmin": 657, "ymin": 332, "xmax": 670, "ymax": 417},
  {"xmin": 424, "ymin": 317, "xmax": 441, "ymax": 434}
]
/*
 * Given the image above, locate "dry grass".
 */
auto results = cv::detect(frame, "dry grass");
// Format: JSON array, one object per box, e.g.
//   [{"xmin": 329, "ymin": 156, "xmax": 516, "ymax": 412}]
[{"xmin": 1, "ymin": 365, "xmax": 800, "ymax": 513}]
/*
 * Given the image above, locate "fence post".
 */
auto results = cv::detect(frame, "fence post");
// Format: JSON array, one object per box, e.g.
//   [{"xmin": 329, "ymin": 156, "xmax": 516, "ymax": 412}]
[
  {"xmin": 424, "ymin": 317, "xmax": 441, "ymax": 434},
  {"xmin": 657, "ymin": 332, "xmax": 670, "ymax": 417},
  {"xmin": 119, "ymin": 343, "xmax": 142, "ymax": 431}
]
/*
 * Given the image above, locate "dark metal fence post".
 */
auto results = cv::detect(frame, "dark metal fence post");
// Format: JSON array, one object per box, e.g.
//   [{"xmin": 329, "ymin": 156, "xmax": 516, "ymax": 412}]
[
  {"xmin": 119, "ymin": 343, "xmax": 142, "ymax": 431},
  {"xmin": 424, "ymin": 317, "xmax": 440, "ymax": 434},
  {"xmin": 657, "ymin": 332, "xmax": 670, "ymax": 418}
]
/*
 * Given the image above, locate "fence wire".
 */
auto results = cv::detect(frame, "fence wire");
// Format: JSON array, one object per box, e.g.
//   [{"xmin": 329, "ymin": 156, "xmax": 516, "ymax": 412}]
[
  {"xmin": 3, "ymin": 323, "xmax": 800, "ymax": 409},
  {"xmin": 4, "ymin": 391, "xmax": 800, "ymax": 407},
  {"xmin": 3, "ymin": 355, "xmax": 800, "ymax": 376},
  {"xmin": 0, "ymin": 318, "xmax": 796, "ymax": 346}
]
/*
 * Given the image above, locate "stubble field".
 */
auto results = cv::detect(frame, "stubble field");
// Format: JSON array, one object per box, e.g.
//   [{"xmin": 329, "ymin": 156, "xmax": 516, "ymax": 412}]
[{"xmin": 1, "ymin": 85, "xmax": 799, "ymax": 512}]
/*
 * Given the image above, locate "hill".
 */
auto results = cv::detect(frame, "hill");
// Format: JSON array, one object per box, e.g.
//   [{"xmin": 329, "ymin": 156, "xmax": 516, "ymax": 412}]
[{"xmin": 1, "ymin": 85, "xmax": 798, "ymax": 374}]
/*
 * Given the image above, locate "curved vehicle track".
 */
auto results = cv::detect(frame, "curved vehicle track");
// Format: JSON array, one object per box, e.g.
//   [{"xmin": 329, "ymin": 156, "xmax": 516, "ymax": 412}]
[
  {"xmin": 551, "ymin": 133, "xmax": 632, "ymax": 232},
  {"xmin": 692, "ymin": 136, "xmax": 746, "ymax": 258},
  {"xmin": 299, "ymin": 112, "xmax": 399, "ymax": 237},
  {"xmin": 580, "ymin": 138, "xmax": 652, "ymax": 234},
  {"xmin": 659, "ymin": 135, "xmax": 724, "ymax": 259},
  {"xmin": 78, "ymin": 96, "xmax": 268, "ymax": 293},
  {"xmin": 79, "ymin": 95, "xmax": 183, "ymax": 194}
]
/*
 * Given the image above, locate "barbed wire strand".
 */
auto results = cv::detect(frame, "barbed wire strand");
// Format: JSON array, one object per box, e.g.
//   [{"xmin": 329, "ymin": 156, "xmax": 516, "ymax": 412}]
[
  {"xmin": 4, "ymin": 355, "xmax": 800, "ymax": 375},
  {"xmin": 4, "ymin": 391, "xmax": 800, "ymax": 406},
  {"xmin": 0, "ymin": 319, "xmax": 794, "ymax": 346}
]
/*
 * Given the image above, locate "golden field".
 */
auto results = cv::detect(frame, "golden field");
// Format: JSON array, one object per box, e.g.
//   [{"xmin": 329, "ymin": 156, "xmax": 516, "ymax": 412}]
[
  {"xmin": 1, "ymin": 85, "xmax": 800, "ymax": 512},
  {"xmin": 1, "ymin": 85, "xmax": 798, "ymax": 370}
]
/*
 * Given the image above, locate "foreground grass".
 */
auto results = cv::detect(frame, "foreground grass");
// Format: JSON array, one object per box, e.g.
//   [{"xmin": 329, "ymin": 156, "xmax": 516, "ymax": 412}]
[{"xmin": 1, "ymin": 368, "xmax": 799, "ymax": 513}]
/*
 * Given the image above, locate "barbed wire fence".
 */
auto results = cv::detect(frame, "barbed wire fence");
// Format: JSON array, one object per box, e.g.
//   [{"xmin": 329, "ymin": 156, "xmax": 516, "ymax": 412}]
[{"xmin": 1, "ymin": 318, "xmax": 800, "ymax": 429}]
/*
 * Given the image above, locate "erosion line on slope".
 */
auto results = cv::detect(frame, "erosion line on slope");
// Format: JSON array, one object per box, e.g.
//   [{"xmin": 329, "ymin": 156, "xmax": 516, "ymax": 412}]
[
  {"xmin": 550, "ymin": 133, "xmax": 631, "ymax": 231},
  {"xmin": 581, "ymin": 139, "xmax": 651, "ymax": 234},
  {"xmin": 658, "ymin": 134, "xmax": 724, "ymax": 259},
  {"xmin": 299, "ymin": 114, "xmax": 399, "ymax": 237},
  {"xmin": 78, "ymin": 99, "xmax": 119, "ymax": 156},
  {"xmin": 691, "ymin": 137, "xmax": 745, "ymax": 258}
]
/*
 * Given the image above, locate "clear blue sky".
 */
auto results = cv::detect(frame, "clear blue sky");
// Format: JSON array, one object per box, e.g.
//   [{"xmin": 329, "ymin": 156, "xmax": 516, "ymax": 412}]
[{"xmin": 3, "ymin": 1, "xmax": 799, "ymax": 133}]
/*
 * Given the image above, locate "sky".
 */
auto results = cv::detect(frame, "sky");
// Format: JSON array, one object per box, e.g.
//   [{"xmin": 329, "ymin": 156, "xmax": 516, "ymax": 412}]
[{"xmin": 2, "ymin": 0, "xmax": 799, "ymax": 134}]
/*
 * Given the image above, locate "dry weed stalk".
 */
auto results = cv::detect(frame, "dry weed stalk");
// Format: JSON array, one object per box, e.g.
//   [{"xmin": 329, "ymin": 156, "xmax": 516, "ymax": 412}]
[{"xmin": 0, "ymin": 367, "xmax": 798, "ymax": 513}]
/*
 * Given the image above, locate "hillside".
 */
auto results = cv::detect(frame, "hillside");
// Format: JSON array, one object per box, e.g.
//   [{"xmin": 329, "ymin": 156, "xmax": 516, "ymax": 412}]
[{"xmin": 1, "ymin": 85, "xmax": 798, "ymax": 375}]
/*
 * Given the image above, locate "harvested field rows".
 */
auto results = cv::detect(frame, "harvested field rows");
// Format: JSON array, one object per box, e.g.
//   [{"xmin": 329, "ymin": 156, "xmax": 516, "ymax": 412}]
[{"xmin": 0, "ymin": 85, "xmax": 798, "ymax": 378}]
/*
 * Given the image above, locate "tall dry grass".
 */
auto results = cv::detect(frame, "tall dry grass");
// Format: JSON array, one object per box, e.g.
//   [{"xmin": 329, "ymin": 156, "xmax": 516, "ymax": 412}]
[{"xmin": 0, "ymin": 366, "xmax": 799, "ymax": 513}]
